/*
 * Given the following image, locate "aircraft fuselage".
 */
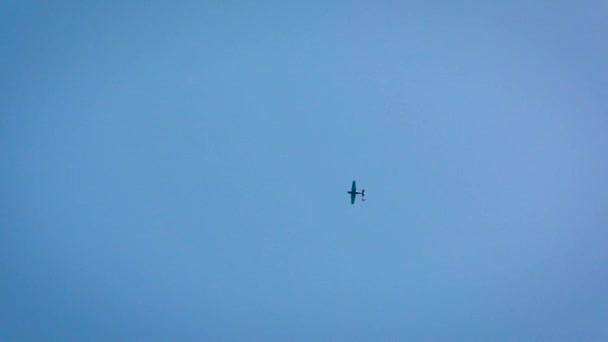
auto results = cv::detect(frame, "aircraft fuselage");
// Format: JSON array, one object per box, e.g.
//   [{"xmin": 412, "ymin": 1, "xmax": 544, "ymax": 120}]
[{"xmin": 348, "ymin": 180, "xmax": 365, "ymax": 204}]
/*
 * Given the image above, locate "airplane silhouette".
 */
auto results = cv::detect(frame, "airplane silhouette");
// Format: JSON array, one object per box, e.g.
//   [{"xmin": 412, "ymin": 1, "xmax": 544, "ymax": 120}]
[{"xmin": 347, "ymin": 180, "xmax": 365, "ymax": 204}]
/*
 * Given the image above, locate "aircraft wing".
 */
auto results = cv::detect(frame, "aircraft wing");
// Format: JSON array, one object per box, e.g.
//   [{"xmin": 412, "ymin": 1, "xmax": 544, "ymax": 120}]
[
  {"xmin": 351, "ymin": 192, "xmax": 356, "ymax": 204},
  {"xmin": 351, "ymin": 181, "xmax": 356, "ymax": 193}
]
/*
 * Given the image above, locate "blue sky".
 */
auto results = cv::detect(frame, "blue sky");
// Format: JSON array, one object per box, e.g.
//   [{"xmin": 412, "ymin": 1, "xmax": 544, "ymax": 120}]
[{"xmin": 2, "ymin": 1, "xmax": 607, "ymax": 340}]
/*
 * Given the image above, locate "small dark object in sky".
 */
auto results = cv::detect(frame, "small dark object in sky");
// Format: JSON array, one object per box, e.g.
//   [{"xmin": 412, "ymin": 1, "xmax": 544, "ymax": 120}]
[{"xmin": 347, "ymin": 180, "xmax": 365, "ymax": 204}]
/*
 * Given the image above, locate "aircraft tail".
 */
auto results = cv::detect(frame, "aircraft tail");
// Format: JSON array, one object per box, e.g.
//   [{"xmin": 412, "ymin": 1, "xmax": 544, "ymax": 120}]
[{"xmin": 361, "ymin": 189, "xmax": 365, "ymax": 197}]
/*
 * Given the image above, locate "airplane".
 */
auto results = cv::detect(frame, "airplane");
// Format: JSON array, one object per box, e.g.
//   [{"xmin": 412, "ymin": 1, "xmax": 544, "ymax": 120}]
[{"xmin": 347, "ymin": 180, "xmax": 365, "ymax": 204}]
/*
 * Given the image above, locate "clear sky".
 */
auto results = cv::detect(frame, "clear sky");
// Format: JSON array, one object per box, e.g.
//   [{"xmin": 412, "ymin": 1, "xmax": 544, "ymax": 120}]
[{"xmin": 2, "ymin": 1, "xmax": 607, "ymax": 340}]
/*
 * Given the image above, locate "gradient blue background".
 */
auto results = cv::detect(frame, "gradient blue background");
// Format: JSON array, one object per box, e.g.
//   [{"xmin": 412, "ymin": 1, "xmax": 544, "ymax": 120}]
[{"xmin": 2, "ymin": 1, "xmax": 607, "ymax": 340}]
